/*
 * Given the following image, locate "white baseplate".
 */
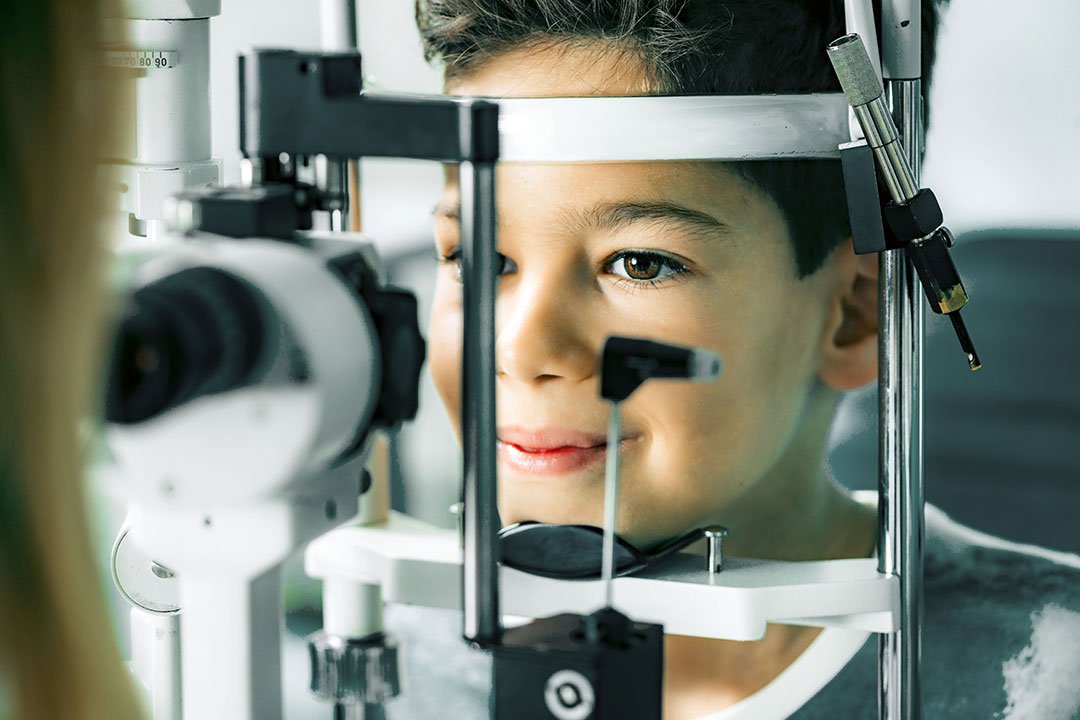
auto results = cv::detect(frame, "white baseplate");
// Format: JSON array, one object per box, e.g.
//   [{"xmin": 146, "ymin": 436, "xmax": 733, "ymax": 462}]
[{"xmin": 306, "ymin": 513, "xmax": 898, "ymax": 641}]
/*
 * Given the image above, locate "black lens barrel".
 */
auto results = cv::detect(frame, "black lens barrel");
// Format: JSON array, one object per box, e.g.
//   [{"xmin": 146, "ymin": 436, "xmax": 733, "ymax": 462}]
[{"xmin": 105, "ymin": 267, "xmax": 265, "ymax": 424}]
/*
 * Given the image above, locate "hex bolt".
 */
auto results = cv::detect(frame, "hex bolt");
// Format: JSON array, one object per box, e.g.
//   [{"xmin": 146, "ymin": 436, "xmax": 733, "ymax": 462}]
[{"xmin": 704, "ymin": 526, "xmax": 730, "ymax": 575}]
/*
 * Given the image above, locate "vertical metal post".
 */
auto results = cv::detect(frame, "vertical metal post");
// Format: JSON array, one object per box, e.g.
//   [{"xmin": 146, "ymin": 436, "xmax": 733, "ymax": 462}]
[
  {"xmin": 879, "ymin": 2, "xmax": 924, "ymax": 719},
  {"xmin": 319, "ymin": 0, "xmax": 358, "ymax": 51},
  {"xmin": 319, "ymin": 0, "xmax": 360, "ymax": 233},
  {"xmin": 460, "ymin": 160, "xmax": 502, "ymax": 644}
]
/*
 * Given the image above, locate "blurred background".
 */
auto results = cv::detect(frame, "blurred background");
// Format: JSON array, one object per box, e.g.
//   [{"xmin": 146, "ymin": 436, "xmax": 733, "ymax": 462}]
[{"xmin": 96, "ymin": 0, "xmax": 1080, "ymax": 715}]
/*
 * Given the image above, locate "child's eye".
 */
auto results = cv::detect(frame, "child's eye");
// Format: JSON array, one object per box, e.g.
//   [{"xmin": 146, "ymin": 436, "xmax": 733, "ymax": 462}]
[
  {"xmin": 605, "ymin": 250, "xmax": 688, "ymax": 286},
  {"xmin": 437, "ymin": 248, "xmax": 517, "ymax": 282}
]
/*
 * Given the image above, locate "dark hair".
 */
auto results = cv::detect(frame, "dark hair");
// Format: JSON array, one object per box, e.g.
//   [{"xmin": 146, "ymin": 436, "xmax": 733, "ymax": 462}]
[{"xmin": 416, "ymin": 0, "xmax": 943, "ymax": 276}]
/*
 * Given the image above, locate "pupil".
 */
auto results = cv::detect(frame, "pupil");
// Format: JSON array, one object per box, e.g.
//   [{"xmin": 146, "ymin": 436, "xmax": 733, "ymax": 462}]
[{"xmin": 626, "ymin": 254, "xmax": 661, "ymax": 280}]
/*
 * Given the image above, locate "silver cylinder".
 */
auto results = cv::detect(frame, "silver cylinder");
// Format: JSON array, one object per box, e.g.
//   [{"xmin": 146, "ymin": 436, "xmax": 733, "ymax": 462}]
[
  {"xmin": 853, "ymin": 99, "xmax": 919, "ymax": 202},
  {"xmin": 318, "ymin": 0, "xmax": 358, "ymax": 232},
  {"xmin": 460, "ymin": 161, "xmax": 501, "ymax": 644},
  {"xmin": 128, "ymin": 18, "xmax": 212, "ymax": 164},
  {"xmin": 881, "ymin": 0, "xmax": 922, "ymax": 80},
  {"xmin": 334, "ymin": 704, "xmax": 386, "ymax": 720},
  {"xmin": 878, "ymin": 78, "xmax": 925, "ymax": 720},
  {"xmin": 319, "ymin": 0, "xmax": 359, "ymax": 52}
]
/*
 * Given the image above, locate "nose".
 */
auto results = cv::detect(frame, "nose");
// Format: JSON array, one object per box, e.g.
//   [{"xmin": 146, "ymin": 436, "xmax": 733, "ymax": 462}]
[{"xmin": 496, "ymin": 273, "xmax": 597, "ymax": 385}]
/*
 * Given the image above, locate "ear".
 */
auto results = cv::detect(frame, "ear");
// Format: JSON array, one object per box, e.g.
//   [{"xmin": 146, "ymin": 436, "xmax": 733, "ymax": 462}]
[{"xmin": 818, "ymin": 239, "xmax": 878, "ymax": 391}]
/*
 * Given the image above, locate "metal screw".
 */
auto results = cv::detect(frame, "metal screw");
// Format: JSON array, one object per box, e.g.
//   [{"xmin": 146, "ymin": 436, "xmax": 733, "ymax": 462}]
[
  {"xmin": 150, "ymin": 561, "xmax": 175, "ymax": 580},
  {"xmin": 449, "ymin": 502, "xmax": 464, "ymax": 537},
  {"xmin": 704, "ymin": 526, "xmax": 730, "ymax": 575}
]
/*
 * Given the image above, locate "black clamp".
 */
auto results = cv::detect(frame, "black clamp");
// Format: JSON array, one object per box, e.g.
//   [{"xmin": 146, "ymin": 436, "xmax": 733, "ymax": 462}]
[
  {"xmin": 883, "ymin": 188, "xmax": 944, "ymax": 248},
  {"xmin": 170, "ymin": 184, "xmax": 314, "ymax": 240},
  {"xmin": 840, "ymin": 140, "xmax": 979, "ymax": 369},
  {"xmin": 327, "ymin": 253, "xmax": 426, "ymax": 430}
]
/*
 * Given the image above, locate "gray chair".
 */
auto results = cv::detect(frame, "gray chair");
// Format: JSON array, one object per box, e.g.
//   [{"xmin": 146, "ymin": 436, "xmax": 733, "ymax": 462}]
[{"xmin": 830, "ymin": 231, "xmax": 1080, "ymax": 554}]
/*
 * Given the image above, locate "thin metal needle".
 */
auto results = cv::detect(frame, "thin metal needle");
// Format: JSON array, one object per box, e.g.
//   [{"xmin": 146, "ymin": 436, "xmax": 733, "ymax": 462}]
[
  {"xmin": 601, "ymin": 402, "xmax": 622, "ymax": 608},
  {"xmin": 948, "ymin": 311, "xmax": 981, "ymax": 371}
]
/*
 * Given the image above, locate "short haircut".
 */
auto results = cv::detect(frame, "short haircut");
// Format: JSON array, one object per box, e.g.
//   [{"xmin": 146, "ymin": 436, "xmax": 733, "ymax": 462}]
[{"xmin": 416, "ymin": 0, "xmax": 943, "ymax": 276}]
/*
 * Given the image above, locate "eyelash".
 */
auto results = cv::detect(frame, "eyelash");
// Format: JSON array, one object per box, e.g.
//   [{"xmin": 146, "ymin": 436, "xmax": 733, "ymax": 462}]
[
  {"xmin": 604, "ymin": 249, "xmax": 690, "ymax": 290},
  {"xmin": 435, "ymin": 248, "xmax": 691, "ymax": 289}
]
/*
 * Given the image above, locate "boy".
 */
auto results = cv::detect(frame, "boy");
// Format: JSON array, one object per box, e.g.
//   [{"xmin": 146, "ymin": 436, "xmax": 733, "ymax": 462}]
[{"xmin": 390, "ymin": 2, "xmax": 1080, "ymax": 718}]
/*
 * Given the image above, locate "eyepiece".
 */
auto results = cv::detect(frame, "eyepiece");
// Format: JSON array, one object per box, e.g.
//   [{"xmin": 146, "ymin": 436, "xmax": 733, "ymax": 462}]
[{"xmin": 105, "ymin": 267, "xmax": 266, "ymax": 424}]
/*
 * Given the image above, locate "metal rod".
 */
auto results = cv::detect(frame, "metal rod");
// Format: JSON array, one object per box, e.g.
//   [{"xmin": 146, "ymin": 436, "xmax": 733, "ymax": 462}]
[
  {"xmin": 319, "ymin": 0, "xmax": 358, "ymax": 52},
  {"xmin": 334, "ymin": 703, "xmax": 386, "ymax": 720},
  {"xmin": 878, "ymin": 78, "xmax": 925, "ymax": 720},
  {"xmin": 318, "ymin": 0, "xmax": 359, "ymax": 235},
  {"xmin": 601, "ymin": 402, "xmax": 622, "ymax": 608},
  {"xmin": 881, "ymin": 0, "xmax": 922, "ymax": 80},
  {"xmin": 460, "ymin": 160, "xmax": 501, "ymax": 644}
]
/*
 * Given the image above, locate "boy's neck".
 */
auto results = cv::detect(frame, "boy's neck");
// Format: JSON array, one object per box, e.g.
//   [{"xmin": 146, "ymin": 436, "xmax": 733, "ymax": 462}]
[
  {"xmin": 715, "ymin": 388, "xmax": 876, "ymax": 561},
  {"xmin": 663, "ymin": 489, "xmax": 875, "ymax": 720},
  {"xmin": 662, "ymin": 390, "xmax": 877, "ymax": 719}
]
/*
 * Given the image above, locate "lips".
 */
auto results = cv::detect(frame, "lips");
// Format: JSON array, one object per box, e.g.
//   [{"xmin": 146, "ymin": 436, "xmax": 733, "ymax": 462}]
[
  {"xmin": 498, "ymin": 427, "xmax": 608, "ymax": 451},
  {"xmin": 497, "ymin": 426, "xmax": 631, "ymax": 476}
]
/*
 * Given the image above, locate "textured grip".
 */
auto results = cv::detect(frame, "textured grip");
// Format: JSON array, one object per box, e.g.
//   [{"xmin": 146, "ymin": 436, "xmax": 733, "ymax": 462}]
[{"xmin": 827, "ymin": 34, "xmax": 883, "ymax": 107}]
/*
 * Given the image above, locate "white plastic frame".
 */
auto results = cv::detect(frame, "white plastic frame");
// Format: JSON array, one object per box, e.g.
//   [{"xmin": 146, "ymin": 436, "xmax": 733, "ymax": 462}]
[
  {"xmin": 306, "ymin": 514, "xmax": 899, "ymax": 643},
  {"xmin": 495, "ymin": 93, "xmax": 850, "ymax": 162}
]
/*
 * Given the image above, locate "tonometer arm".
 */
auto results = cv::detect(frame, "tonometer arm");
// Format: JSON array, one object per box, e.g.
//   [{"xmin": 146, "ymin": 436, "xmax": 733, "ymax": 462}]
[{"xmin": 829, "ymin": 34, "xmax": 981, "ymax": 372}]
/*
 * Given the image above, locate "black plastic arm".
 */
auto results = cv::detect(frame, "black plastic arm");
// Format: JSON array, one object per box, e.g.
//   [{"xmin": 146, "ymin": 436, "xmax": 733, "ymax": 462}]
[{"xmin": 239, "ymin": 49, "xmax": 499, "ymax": 163}]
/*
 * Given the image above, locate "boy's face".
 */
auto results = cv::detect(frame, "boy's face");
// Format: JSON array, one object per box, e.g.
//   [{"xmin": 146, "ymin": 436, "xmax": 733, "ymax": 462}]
[{"xmin": 428, "ymin": 43, "xmax": 863, "ymax": 549}]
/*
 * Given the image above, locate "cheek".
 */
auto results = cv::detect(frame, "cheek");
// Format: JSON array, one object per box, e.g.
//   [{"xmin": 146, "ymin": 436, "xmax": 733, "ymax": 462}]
[
  {"xmin": 428, "ymin": 276, "xmax": 463, "ymax": 434},
  {"xmin": 622, "ymin": 277, "xmax": 826, "ymax": 530}
]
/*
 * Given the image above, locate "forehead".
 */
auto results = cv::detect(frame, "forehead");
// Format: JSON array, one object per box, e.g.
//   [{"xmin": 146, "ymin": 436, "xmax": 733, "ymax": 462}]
[{"xmin": 441, "ymin": 41, "xmax": 783, "ymax": 235}]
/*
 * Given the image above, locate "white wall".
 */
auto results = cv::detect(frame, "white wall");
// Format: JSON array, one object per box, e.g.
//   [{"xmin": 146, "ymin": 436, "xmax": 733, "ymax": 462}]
[{"xmin": 923, "ymin": 0, "xmax": 1080, "ymax": 234}]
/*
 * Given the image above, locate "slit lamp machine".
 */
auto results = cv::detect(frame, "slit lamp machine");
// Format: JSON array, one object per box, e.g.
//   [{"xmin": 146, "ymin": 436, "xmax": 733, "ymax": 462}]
[{"xmin": 102, "ymin": 0, "xmax": 981, "ymax": 718}]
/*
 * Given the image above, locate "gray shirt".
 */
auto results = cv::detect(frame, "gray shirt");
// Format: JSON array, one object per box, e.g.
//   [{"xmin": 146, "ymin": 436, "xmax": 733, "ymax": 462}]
[{"xmin": 380, "ymin": 505, "xmax": 1080, "ymax": 719}]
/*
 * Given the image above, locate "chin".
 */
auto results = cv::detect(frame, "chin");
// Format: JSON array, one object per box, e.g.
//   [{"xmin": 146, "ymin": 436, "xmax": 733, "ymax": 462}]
[{"xmin": 498, "ymin": 495, "xmax": 602, "ymax": 529}]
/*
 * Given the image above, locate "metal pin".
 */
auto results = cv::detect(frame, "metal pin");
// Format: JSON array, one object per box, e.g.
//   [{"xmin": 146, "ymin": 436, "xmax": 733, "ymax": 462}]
[
  {"xmin": 948, "ymin": 312, "xmax": 981, "ymax": 371},
  {"xmin": 704, "ymin": 526, "xmax": 729, "ymax": 575},
  {"xmin": 449, "ymin": 502, "xmax": 465, "ymax": 539},
  {"xmin": 600, "ymin": 402, "xmax": 623, "ymax": 608}
]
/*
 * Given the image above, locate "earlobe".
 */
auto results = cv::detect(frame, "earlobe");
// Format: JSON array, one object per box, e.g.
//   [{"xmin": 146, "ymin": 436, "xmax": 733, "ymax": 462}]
[{"xmin": 819, "ymin": 240, "xmax": 879, "ymax": 391}]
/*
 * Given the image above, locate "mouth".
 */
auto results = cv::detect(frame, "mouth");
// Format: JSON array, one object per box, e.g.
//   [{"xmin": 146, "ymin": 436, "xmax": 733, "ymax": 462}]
[{"xmin": 496, "ymin": 427, "xmax": 634, "ymax": 476}]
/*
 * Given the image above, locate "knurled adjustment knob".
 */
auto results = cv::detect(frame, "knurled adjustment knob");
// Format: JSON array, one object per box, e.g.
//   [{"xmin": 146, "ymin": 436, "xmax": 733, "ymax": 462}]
[{"xmin": 308, "ymin": 631, "xmax": 402, "ymax": 704}]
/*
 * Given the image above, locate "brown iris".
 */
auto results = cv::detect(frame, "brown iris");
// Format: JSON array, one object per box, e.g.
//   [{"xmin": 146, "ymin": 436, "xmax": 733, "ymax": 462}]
[{"xmin": 622, "ymin": 253, "xmax": 663, "ymax": 281}]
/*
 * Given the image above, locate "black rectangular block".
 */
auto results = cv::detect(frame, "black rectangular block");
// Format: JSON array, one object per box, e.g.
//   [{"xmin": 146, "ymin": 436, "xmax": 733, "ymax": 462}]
[{"xmin": 492, "ymin": 613, "xmax": 663, "ymax": 720}]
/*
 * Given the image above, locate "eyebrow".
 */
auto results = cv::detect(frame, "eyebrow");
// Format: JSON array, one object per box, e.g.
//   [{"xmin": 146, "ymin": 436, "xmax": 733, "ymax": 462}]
[
  {"xmin": 576, "ymin": 201, "xmax": 734, "ymax": 242},
  {"xmin": 433, "ymin": 200, "xmax": 735, "ymax": 243}
]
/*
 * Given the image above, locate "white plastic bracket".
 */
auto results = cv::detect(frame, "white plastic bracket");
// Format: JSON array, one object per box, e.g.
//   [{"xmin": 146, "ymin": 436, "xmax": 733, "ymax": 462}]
[
  {"xmin": 306, "ymin": 514, "xmax": 899, "ymax": 642},
  {"xmin": 116, "ymin": 159, "xmax": 221, "ymax": 221}
]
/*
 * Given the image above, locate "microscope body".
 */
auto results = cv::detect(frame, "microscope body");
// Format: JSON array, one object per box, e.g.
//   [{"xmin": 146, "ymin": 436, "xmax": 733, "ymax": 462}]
[{"xmin": 105, "ymin": 231, "xmax": 411, "ymax": 719}]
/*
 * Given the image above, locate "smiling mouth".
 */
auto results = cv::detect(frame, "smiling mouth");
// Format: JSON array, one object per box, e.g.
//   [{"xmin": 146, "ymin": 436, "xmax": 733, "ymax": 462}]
[{"xmin": 496, "ymin": 438, "xmax": 633, "ymax": 476}]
